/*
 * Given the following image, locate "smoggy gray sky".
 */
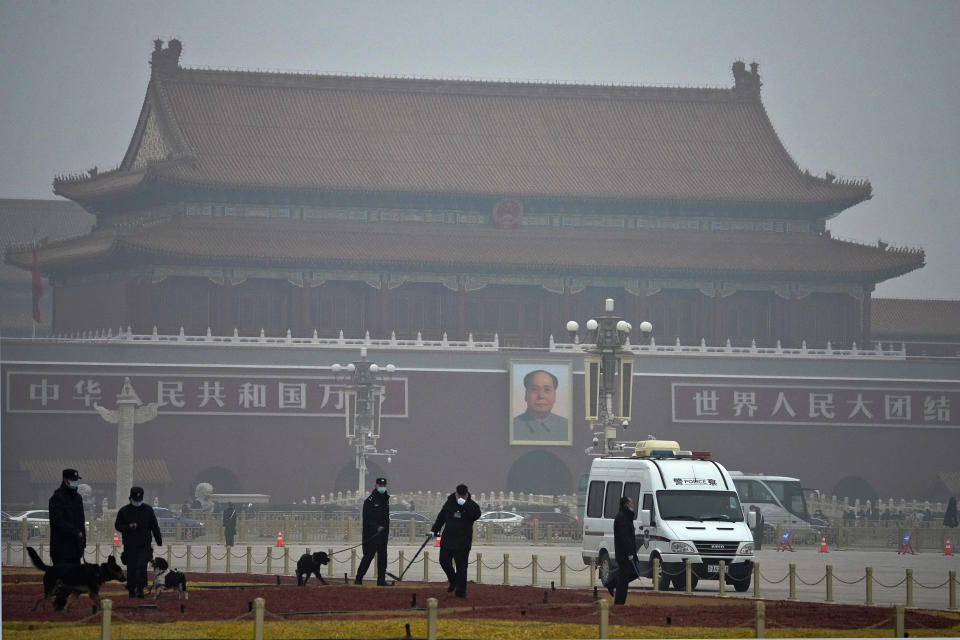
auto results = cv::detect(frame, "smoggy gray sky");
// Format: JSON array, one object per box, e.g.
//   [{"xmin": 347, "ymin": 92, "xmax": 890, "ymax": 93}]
[{"xmin": 1, "ymin": 1, "xmax": 957, "ymax": 300}]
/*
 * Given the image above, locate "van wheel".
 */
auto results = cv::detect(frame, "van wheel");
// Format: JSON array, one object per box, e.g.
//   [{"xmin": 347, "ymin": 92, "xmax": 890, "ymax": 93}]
[
  {"xmin": 653, "ymin": 559, "xmax": 672, "ymax": 591},
  {"xmin": 731, "ymin": 574, "xmax": 751, "ymax": 592},
  {"xmin": 598, "ymin": 552, "xmax": 613, "ymax": 588},
  {"xmin": 672, "ymin": 573, "xmax": 698, "ymax": 591}
]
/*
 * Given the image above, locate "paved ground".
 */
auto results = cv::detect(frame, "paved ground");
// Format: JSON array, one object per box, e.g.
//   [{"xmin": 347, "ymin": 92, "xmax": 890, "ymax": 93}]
[{"xmin": 6, "ymin": 539, "xmax": 959, "ymax": 610}]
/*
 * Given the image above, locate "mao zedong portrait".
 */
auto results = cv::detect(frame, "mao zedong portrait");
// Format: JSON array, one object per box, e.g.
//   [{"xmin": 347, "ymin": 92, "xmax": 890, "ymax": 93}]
[{"xmin": 512, "ymin": 369, "xmax": 569, "ymax": 442}]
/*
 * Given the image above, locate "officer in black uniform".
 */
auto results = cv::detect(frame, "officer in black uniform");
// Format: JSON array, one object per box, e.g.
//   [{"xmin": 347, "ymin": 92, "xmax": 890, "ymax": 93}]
[
  {"xmin": 355, "ymin": 477, "xmax": 390, "ymax": 586},
  {"xmin": 430, "ymin": 483, "xmax": 481, "ymax": 598},
  {"xmin": 49, "ymin": 468, "xmax": 86, "ymax": 610},
  {"xmin": 115, "ymin": 486, "xmax": 162, "ymax": 597},
  {"xmin": 613, "ymin": 496, "xmax": 639, "ymax": 605}
]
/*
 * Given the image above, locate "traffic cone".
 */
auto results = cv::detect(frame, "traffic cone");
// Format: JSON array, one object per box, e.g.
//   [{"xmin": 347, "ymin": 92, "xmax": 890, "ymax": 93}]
[
  {"xmin": 946, "ymin": 539, "xmax": 953, "ymax": 556},
  {"xmin": 276, "ymin": 530, "xmax": 284, "ymax": 547},
  {"xmin": 434, "ymin": 535, "xmax": 441, "ymax": 548},
  {"xmin": 113, "ymin": 531, "xmax": 120, "ymax": 547},
  {"xmin": 819, "ymin": 535, "xmax": 829, "ymax": 553}
]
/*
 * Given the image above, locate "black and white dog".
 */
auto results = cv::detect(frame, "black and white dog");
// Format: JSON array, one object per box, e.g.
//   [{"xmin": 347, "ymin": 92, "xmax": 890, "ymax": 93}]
[
  {"xmin": 149, "ymin": 557, "xmax": 188, "ymax": 599},
  {"xmin": 295, "ymin": 551, "xmax": 330, "ymax": 586}
]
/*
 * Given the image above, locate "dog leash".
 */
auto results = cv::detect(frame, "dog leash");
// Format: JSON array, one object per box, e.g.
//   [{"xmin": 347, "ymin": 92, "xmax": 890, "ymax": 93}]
[{"xmin": 328, "ymin": 530, "xmax": 384, "ymax": 556}]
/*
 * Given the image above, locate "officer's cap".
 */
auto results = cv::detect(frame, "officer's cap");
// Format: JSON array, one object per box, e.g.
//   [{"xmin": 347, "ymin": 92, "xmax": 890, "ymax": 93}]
[
  {"xmin": 375, "ymin": 477, "xmax": 387, "ymax": 486},
  {"xmin": 62, "ymin": 468, "xmax": 81, "ymax": 481},
  {"xmin": 129, "ymin": 486, "xmax": 145, "ymax": 500}
]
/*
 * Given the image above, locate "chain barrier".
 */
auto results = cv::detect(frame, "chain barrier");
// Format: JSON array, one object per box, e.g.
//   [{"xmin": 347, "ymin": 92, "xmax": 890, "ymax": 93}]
[
  {"xmin": 480, "ymin": 557, "xmax": 505, "ymax": 570},
  {"xmin": 914, "ymin": 577, "xmax": 951, "ymax": 589},
  {"xmin": 539, "ymin": 559, "xmax": 563, "ymax": 573},
  {"xmin": 508, "ymin": 559, "xmax": 534, "ymax": 570},
  {"xmin": 190, "ymin": 548, "xmax": 207, "ymax": 559},
  {"xmin": 170, "ymin": 547, "xmax": 188, "ymax": 559},
  {"xmin": 833, "ymin": 573, "xmax": 866, "ymax": 585},
  {"xmin": 796, "ymin": 573, "xmax": 826, "ymax": 586},
  {"xmin": 759, "ymin": 568, "xmax": 789, "ymax": 584},
  {"xmin": 210, "ymin": 549, "xmax": 228, "ymax": 561},
  {"xmin": 872, "ymin": 575, "xmax": 908, "ymax": 589},
  {"xmin": 252, "ymin": 551, "xmax": 270, "ymax": 565}
]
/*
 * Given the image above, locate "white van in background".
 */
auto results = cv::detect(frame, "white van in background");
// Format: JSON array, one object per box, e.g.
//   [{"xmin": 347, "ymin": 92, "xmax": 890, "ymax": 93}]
[
  {"xmin": 729, "ymin": 472, "xmax": 814, "ymax": 529},
  {"xmin": 581, "ymin": 441, "xmax": 756, "ymax": 592}
]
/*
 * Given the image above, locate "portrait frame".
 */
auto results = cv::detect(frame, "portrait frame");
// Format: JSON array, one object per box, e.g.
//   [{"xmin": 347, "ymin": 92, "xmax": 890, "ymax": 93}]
[{"xmin": 509, "ymin": 360, "xmax": 573, "ymax": 446}]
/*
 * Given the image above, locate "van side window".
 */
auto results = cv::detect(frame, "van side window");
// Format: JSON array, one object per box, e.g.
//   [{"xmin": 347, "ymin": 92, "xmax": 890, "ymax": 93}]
[
  {"xmin": 586, "ymin": 481, "xmax": 605, "ymax": 518},
  {"xmin": 642, "ymin": 493, "xmax": 654, "ymax": 513},
  {"xmin": 603, "ymin": 481, "xmax": 623, "ymax": 518},
  {"xmin": 624, "ymin": 482, "xmax": 641, "ymax": 508},
  {"xmin": 735, "ymin": 479, "xmax": 776, "ymax": 503}
]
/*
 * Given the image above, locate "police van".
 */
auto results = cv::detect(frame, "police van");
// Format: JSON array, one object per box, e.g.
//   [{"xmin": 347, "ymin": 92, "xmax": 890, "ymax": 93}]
[{"xmin": 581, "ymin": 440, "xmax": 756, "ymax": 591}]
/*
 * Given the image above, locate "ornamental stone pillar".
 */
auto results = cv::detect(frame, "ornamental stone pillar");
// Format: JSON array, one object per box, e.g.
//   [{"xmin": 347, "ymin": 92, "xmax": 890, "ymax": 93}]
[{"xmin": 94, "ymin": 377, "xmax": 159, "ymax": 509}]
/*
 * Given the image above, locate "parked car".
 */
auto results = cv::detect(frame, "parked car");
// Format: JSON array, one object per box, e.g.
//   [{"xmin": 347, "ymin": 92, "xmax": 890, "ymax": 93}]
[
  {"xmin": 388, "ymin": 511, "xmax": 430, "ymax": 537},
  {"xmin": 477, "ymin": 510, "xmax": 524, "ymax": 533},
  {"xmin": 522, "ymin": 511, "xmax": 582, "ymax": 540},
  {"xmin": 153, "ymin": 507, "xmax": 205, "ymax": 538},
  {"xmin": 7, "ymin": 509, "xmax": 49, "ymax": 538},
  {"xmin": 1, "ymin": 510, "xmax": 21, "ymax": 538},
  {"xmin": 389, "ymin": 511, "xmax": 431, "ymax": 523}
]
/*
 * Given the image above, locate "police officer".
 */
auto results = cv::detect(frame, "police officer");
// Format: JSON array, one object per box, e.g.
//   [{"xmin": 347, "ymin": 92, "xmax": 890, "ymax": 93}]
[
  {"xmin": 613, "ymin": 496, "xmax": 638, "ymax": 605},
  {"xmin": 430, "ymin": 483, "xmax": 481, "ymax": 598},
  {"xmin": 355, "ymin": 477, "xmax": 390, "ymax": 586},
  {"xmin": 222, "ymin": 502, "xmax": 238, "ymax": 547},
  {"xmin": 115, "ymin": 486, "xmax": 162, "ymax": 598},
  {"xmin": 49, "ymin": 468, "xmax": 86, "ymax": 610}
]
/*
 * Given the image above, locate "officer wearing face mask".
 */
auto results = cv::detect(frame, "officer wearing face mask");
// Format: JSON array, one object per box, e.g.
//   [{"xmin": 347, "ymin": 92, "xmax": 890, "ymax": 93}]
[
  {"xmin": 115, "ymin": 486, "xmax": 162, "ymax": 598},
  {"xmin": 430, "ymin": 483, "xmax": 481, "ymax": 598},
  {"xmin": 355, "ymin": 477, "xmax": 390, "ymax": 586},
  {"xmin": 48, "ymin": 468, "xmax": 87, "ymax": 610}
]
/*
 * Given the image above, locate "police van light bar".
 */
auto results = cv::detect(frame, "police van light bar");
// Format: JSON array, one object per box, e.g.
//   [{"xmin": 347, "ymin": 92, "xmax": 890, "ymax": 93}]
[
  {"xmin": 650, "ymin": 450, "xmax": 675, "ymax": 457},
  {"xmin": 691, "ymin": 451, "xmax": 711, "ymax": 458}
]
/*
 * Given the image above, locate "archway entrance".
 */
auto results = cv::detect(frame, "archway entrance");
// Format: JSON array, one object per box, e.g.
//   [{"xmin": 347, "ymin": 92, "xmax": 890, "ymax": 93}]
[{"xmin": 507, "ymin": 450, "xmax": 572, "ymax": 494}]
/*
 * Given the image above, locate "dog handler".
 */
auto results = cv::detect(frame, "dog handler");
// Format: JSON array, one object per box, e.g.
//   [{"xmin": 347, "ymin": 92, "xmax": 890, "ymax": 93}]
[
  {"xmin": 430, "ymin": 483, "xmax": 481, "ymax": 598},
  {"xmin": 48, "ymin": 468, "xmax": 87, "ymax": 610},
  {"xmin": 355, "ymin": 477, "xmax": 391, "ymax": 586},
  {"xmin": 115, "ymin": 486, "xmax": 162, "ymax": 598}
]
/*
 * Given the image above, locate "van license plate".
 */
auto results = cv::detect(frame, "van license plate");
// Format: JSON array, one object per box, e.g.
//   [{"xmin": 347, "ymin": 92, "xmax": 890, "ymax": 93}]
[{"xmin": 706, "ymin": 565, "xmax": 720, "ymax": 573}]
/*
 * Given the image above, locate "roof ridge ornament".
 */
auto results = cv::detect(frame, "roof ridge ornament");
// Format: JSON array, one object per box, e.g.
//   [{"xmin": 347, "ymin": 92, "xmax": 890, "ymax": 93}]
[
  {"xmin": 151, "ymin": 38, "xmax": 182, "ymax": 76},
  {"xmin": 731, "ymin": 60, "xmax": 762, "ymax": 95}
]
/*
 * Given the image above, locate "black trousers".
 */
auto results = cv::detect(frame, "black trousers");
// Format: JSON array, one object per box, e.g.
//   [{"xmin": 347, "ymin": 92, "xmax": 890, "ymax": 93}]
[
  {"xmin": 52, "ymin": 554, "xmax": 82, "ymax": 610},
  {"xmin": 124, "ymin": 547, "xmax": 151, "ymax": 594},
  {"xmin": 225, "ymin": 526, "xmax": 236, "ymax": 547},
  {"xmin": 438, "ymin": 547, "xmax": 469, "ymax": 595},
  {"xmin": 614, "ymin": 557, "xmax": 638, "ymax": 605},
  {"xmin": 356, "ymin": 540, "xmax": 388, "ymax": 584}
]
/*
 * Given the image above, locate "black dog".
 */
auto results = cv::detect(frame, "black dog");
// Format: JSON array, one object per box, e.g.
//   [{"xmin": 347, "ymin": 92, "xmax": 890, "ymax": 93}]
[
  {"xmin": 295, "ymin": 551, "xmax": 330, "ymax": 585},
  {"xmin": 148, "ymin": 557, "xmax": 189, "ymax": 600},
  {"xmin": 27, "ymin": 546, "xmax": 125, "ymax": 611}
]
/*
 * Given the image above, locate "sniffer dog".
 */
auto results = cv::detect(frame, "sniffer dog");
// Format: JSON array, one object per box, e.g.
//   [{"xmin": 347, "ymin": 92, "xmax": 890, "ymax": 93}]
[
  {"xmin": 295, "ymin": 551, "xmax": 330, "ymax": 585},
  {"xmin": 27, "ymin": 546, "xmax": 125, "ymax": 611},
  {"xmin": 148, "ymin": 557, "xmax": 189, "ymax": 599}
]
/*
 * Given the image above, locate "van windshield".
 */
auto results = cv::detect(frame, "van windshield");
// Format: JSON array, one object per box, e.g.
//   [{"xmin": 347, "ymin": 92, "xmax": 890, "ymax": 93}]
[{"xmin": 656, "ymin": 490, "xmax": 744, "ymax": 522}]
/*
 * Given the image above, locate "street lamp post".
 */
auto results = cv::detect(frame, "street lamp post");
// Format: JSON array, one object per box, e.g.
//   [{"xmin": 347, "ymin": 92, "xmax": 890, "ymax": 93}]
[
  {"xmin": 332, "ymin": 348, "xmax": 398, "ymax": 496},
  {"xmin": 566, "ymin": 298, "xmax": 652, "ymax": 456}
]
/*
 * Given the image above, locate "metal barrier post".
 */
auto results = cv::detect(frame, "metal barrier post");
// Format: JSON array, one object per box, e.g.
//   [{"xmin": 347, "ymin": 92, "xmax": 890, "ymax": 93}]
[
  {"xmin": 949, "ymin": 570, "xmax": 957, "ymax": 611},
  {"xmin": 865, "ymin": 567, "xmax": 873, "ymax": 605},
  {"xmin": 253, "ymin": 597, "xmax": 265, "ymax": 640},
  {"xmin": 684, "ymin": 558, "xmax": 692, "ymax": 594},
  {"xmin": 652, "ymin": 557, "xmax": 660, "ymax": 592},
  {"xmin": 167, "ymin": 545, "xmax": 173, "ymax": 564},
  {"xmin": 328, "ymin": 548, "xmax": 335, "ymax": 578},
  {"xmin": 906, "ymin": 568, "xmax": 914, "ymax": 607},
  {"xmin": 225, "ymin": 546, "xmax": 232, "ymax": 574},
  {"xmin": 283, "ymin": 547, "xmax": 289, "ymax": 575},
  {"xmin": 398, "ymin": 550, "xmax": 405, "ymax": 580},
  {"xmin": 826, "ymin": 565, "xmax": 834, "ymax": 602},
  {"xmin": 423, "ymin": 551, "xmax": 429, "ymax": 581},
  {"xmin": 351, "ymin": 548, "xmax": 357, "ymax": 576},
  {"xmin": 426, "ymin": 597, "xmax": 438, "ymax": 640},
  {"xmin": 504, "ymin": 553, "xmax": 510, "ymax": 585},
  {"xmin": 753, "ymin": 562, "xmax": 760, "ymax": 599},
  {"xmin": 754, "ymin": 600, "xmax": 765, "ymax": 638},
  {"xmin": 532, "ymin": 554, "xmax": 538, "ymax": 586},
  {"xmin": 598, "ymin": 599, "xmax": 609, "ymax": 638},
  {"xmin": 409, "ymin": 518, "xmax": 415, "ymax": 545},
  {"xmin": 476, "ymin": 552, "xmax": 482, "ymax": 583},
  {"xmin": 589, "ymin": 558, "xmax": 596, "ymax": 588},
  {"xmin": 788, "ymin": 563, "xmax": 797, "ymax": 600},
  {"xmin": 206, "ymin": 545, "xmax": 212, "ymax": 573},
  {"xmin": 894, "ymin": 604, "xmax": 905, "ymax": 637},
  {"xmin": 248, "ymin": 546, "xmax": 255, "ymax": 574},
  {"xmin": 718, "ymin": 560, "xmax": 726, "ymax": 597},
  {"xmin": 560, "ymin": 555, "xmax": 567, "ymax": 588},
  {"xmin": 100, "ymin": 598, "xmax": 112, "ymax": 640},
  {"xmin": 186, "ymin": 545, "xmax": 192, "ymax": 572}
]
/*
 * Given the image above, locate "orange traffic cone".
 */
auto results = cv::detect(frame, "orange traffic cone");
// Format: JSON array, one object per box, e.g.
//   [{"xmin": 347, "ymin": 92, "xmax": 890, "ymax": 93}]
[
  {"xmin": 819, "ymin": 535, "xmax": 829, "ymax": 553},
  {"xmin": 946, "ymin": 539, "xmax": 953, "ymax": 556},
  {"xmin": 434, "ymin": 535, "xmax": 441, "ymax": 548},
  {"xmin": 113, "ymin": 531, "xmax": 120, "ymax": 547},
  {"xmin": 276, "ymin": 530, "xmax": 284, "ymax": 547}
]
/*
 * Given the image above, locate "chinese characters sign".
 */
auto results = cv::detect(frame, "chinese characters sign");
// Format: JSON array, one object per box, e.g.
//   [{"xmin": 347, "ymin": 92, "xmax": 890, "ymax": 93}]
[
  {"xmin": 672, "ymin": 383, "xmax": 958, "ymax": 428},
  {"xmin": 6, "ymin": 371, "xmax": 408, "ymax": 418}
]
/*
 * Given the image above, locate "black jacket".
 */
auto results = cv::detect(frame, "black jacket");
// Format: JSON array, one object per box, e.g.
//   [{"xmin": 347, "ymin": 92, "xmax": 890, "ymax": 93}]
[
  {"xmin": 222, "ymin": 506, "xmax": 238, "ymax": 530},
  {"xmin": 362, "ymin": 489, "xmax": 390, "ymax": 540},
  {"xmin": 115, "ymin": 503, "xmax": 162, "ymax": 550},
  {"xmin": 613, "ymin": 504, "xmax": 637, "ymax": 561},
  {"xmin": 431, "ymin": 493, "xmax": 481, "ymax": 551},
  {"xmin": 48, "ymin": 483, "xmax": 86, "ymax": 563}
]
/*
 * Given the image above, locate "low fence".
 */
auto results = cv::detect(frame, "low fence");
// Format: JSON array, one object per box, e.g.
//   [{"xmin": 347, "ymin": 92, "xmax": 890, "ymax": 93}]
[{"xmin": 7, "ymin": 541, "xmax": 959, "ymax": 612}]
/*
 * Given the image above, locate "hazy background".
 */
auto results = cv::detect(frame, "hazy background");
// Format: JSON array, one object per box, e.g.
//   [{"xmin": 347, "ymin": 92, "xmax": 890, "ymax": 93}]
[{"xmin": 1, "ymin": 0, "xmax": 957, "ymax": 300}]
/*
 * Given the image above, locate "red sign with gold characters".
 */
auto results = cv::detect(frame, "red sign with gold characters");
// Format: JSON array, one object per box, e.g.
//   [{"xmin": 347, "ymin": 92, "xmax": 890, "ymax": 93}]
[{"xmin": 492, "ymin": 198, "xmax": 523, "ymax": 228}]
